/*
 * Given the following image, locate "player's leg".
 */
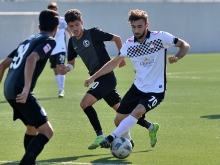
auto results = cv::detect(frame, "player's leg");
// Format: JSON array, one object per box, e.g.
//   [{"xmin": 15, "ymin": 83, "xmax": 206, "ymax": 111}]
[
  {"xmin": 84, "ymin": 74, "xmax": 117, "ymax": 150},
  {"xmin": 11, "ymin": 96, "xmax": 53, "ymax": 165},
  {"xmin": 49, "ymin": 55, "xmax": 60, "ymax": 96},
  {"xmin": 56, "ymin": 52, "xmax": 66, "ymax": 98},
  {"xmin": 80, "ymin": 93, "xmax": 101, "ymax": 149},
  {"xmin": 8, "ymin": 100, "xmax": 38, "ymax": 165},
  {"xmin": 24, "ymin": 126, "xmax": 38, "ymax": 165},
  {"xmin": 19, "ymin": 122, "xmax": 54, "ymax": 165},
  {"xmin": 103, "ymin": 88, "xmax": 134, "ymax": 147},
  {"xmin": 100, "ymin": 85, "xmax": 164, "ymax": 148}
]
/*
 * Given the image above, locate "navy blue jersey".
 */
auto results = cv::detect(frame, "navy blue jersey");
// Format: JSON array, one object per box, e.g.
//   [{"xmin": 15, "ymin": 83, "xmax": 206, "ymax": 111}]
[
  {"xmin": 4, "ymin": 33, "xmax": 56, "ymax": 99},
  {"xmin": 68, "ymin": 27, "xmax": 114, "ymax": 76}
]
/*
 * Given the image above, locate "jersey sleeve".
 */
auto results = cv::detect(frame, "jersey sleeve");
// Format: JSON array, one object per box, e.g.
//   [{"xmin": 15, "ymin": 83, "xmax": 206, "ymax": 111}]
[
  {"xmin": 67, "ymin": 37, "xmax": 77, "ymax": 61},
  {"xmin": 118, "ymin": 40, "xmax": 130, "ymax": 57},
  {"xmin": 161, "ymin": 31, "xmax": 178, "ymax": 49},
  {"xmin": 90, "ymin": 27, "xmax": 113, "ymax": 42},
  {"xmin": 33, "ymin": 39, "xmax": 56, "ymax": 60},
  {"xmin": 7, "ymin": 48, "xmax": 17, "ymax": 58}
]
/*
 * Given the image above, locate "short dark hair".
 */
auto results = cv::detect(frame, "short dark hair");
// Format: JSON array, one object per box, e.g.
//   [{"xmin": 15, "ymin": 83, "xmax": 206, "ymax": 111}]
[
  {"xmin": 39, "ymin": 9, "xmax": 59, "ymax": 32},
  {"xmin": 47, "ymin": 2, "xmax": 58, "ymax": 11},
  {"xmin": 64, "ymin": 9, "xmax": 82, "ymax": 23},
  {"xmin": 128, "ymin": 9, "xmax": 148, "ymax": 24}
]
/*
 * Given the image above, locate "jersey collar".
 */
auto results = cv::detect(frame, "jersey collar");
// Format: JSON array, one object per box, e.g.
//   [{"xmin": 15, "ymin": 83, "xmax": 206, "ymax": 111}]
[{"xmin": 134, "ymin": 29, "xmax": 151, "ymax": 43}]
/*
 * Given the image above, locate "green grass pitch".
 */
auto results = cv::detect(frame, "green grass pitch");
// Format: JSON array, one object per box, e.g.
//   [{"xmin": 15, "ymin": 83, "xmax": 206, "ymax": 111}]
[{"xmin": 0, "ymin": 53, "xmax": 220, "ymax": 165}]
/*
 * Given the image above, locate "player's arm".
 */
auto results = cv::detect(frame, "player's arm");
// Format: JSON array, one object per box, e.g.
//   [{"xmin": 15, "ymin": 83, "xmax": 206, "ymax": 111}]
[
  {"xmin": 59, "ymin": 37, "xmax": 76, "ymax": 75},
  {"xmin": 16, "ymin": 52, "xmax": 40, "ymax": 103},
  {"xmin": 0, "ymin": 57, "xmax": 12, "ymax": 83},
  {"xmin": 84, "ymin": 55, "xmax": 125, "ymax": 87},
  {"xmin": 59, "ymin": 59, "xmax": 75, "ymax": 75},
  {"xmin": 168, "ymin": 38, "xmax": 190, "ymax": 64},
  {"xmin": 111, "ymin": 35, "xmax": 126, "ymax": 68}
]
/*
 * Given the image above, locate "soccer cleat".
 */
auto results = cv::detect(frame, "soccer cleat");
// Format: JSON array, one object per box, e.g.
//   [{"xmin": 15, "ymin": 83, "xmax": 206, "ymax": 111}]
[
  {"xmin": 99, "ymin": 138, "xmax": 111, "ymax": 148},
  {"xmin": 149, "ymin": 123, "xmax": 160, "ymax": 147},
  {"xmin": 58, "ymin": 90, "xmax": 65, "ymax": 98},
  {"xmin": 88, "ymin": 137, "xmax": 105, "ymax": 150}
]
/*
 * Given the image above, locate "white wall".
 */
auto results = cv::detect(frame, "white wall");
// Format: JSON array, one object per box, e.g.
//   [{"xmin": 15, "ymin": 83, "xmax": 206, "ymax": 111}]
[{"xmin": 0, "ymin": 2, "xmax": 220, "ymax": 58}]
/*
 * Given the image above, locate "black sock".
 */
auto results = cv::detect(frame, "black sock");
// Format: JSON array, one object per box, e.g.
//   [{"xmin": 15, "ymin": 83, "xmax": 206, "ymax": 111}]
[
  {"xmin": 106, "ymin": 135, "xmax": 114, "ymax": 143},
  {"xmin": 24, "ymin": 134, "xmax": 36, "ymax": 165},
  {"xmin": 84, "ymin": 106, "xmax": 103, "ymax": 136},
  {"xmin": 19, "ymin": 134, "xmax": 49, "ymax": 165},
  {"xmin": 137, "ymin": 117, "xmax": 151, "ymax": 129}
]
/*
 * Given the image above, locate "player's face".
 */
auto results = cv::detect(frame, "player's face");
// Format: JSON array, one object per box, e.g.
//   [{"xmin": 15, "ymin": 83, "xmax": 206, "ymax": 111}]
[
  {"xmin": 67, "ymin": 20, "xmax": 84, "ymax": 39},
  {"xmin": 131, "ymin": 19, "xmax": 149, "ymax": 41}
]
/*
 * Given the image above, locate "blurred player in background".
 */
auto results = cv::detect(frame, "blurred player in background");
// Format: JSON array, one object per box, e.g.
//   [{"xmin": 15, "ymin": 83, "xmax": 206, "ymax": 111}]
[
  {"xmin": 84, "ymin": 9, "xmax": 190, "ymax": 149},
  {"xmin": 0, "ymin": 9, "xmax": 59, "ymax": 165},
  {"xmin": 47, "ymin": 2, "xmax": 71, "ymax": 98}
]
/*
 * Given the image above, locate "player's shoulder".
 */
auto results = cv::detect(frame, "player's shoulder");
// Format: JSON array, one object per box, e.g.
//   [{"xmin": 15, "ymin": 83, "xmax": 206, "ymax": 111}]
[
  {"xmin": 150, "ymin": 31, "xmax": 173, "ymax": 38},
  {"xmin": 89, "ymin": 27, "xmax": 101, "ymax": 32},
  {"xmin": 124, "ymin": 36, "xmax": 135, "ymax": 44}
]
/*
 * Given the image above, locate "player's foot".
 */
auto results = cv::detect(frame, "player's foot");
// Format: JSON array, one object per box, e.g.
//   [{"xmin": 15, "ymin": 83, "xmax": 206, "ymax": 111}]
[
  {"xmin": 130, "ymin": 140, "xmax": 134, "ymax": 149},
  {"xmin": 58, "ymin": 90, "xmax": 65, "ymax": 98},
  {"xmin": 149, "ymin": 123, "xmax": 159, "ymax": 147},
  {"xmin": 99, "ymin": 138, "xmax": 111, "ymax": 148},
  {"xmin": 88, "ymin": 137, "xmax": 105, "ymax": 150}
]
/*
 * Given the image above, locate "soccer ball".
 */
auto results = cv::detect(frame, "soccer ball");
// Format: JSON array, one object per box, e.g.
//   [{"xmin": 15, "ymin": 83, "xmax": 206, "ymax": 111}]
[{"xmin": 110, "ymin": 137, "xmax": 132, "ymax": 159}]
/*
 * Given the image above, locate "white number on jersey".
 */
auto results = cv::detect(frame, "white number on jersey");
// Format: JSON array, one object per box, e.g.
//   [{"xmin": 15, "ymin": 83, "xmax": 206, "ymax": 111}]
[{"xmin": 10, "ymin": 43, "xmax": 30, "ymax": 69}]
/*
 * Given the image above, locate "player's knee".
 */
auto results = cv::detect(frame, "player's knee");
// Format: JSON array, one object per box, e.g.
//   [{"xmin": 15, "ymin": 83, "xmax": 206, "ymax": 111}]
[
  {"xmin": 26, "ymin": 125, "xmax": 38, "ymax": 135},
  {"xmin": 80, "ymin": 101, "xmax": 91, "ymax": 109},
  {"xmin": 131, "ymin": 108, "xmax": 146, "ymax": 119},
  {"xmin": 41, "ymin": 128, "xmax": 54, "ymax": 139},
  {"xmin": 114, "ymin": 117, "xmax": 121, "ymax": 127}
]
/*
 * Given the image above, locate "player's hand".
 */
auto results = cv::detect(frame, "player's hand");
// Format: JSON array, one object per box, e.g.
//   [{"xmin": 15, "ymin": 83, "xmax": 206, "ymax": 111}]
[
  {"xmin": 118, "ymin": 59, "xmax": 126, "ymax": 68},
  {"xmin": 168, "ymin": 56, "xmax": 178, "ymax": 64},
  {"xmin": 58, "ymin": 64, "xmax": 68, "ymax": 75},
  {"xmin": 16, "ymin": 87, "xmax": 29, "ymax": 103},
  {"xmin": 84, "ymin": 77, "xmax": 95, "ymax": 87}
]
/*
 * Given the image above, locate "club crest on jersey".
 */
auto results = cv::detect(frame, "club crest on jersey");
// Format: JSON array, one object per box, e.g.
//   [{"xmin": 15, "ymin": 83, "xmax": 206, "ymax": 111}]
[
  {"xmin": 83, "ymin": 40, "xmax": 90, "ymax": 47},
  {"xmin": 43, "ymin": 44, "xmax": 52, "ymax": 54},
  {"xmin": 150, "ymin": 43, "xmax": 155, "ymax": 50}
]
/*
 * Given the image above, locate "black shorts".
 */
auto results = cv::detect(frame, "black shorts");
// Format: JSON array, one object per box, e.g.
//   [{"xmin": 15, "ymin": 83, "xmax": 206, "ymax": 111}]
[
  {"xmin": 49, "ymin": 52, "xmax": 66, "ymax": 68},
  {"xmin": 87, "ymin": 74, "xmax": 121, "ymax": 107},
  {"xmin": 7, "ymin": 95, "xmax": 48, "ymax": 128},
  {"xmin": 117, "ymin": 84, "xmax": 165, "ymax": 115}
]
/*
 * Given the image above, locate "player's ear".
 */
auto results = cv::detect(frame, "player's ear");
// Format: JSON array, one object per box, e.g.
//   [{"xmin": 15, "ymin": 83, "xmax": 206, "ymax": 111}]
[
  {"xmin": 146, "ymin": 22, "xmax": 149, "ymax": 28},
  {"xmin": 38, "ymin": 24, "xmax": 41, "ymax": 31}
]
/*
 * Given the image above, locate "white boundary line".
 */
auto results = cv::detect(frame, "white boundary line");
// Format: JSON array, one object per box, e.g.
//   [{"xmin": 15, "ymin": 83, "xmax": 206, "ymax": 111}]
[
  {"xmin": 0, "ymin": 160, "xmax": 132, "ymax": 165},
  {"xmin": 167, "ymin": 70, "xmax": 220, "ymax": 75}
]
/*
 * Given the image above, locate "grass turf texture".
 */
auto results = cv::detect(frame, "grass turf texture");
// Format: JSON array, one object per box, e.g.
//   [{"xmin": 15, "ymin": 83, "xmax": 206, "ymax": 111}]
[{"xmin": 0, "ymin": 53, "xmax": 220, "ymax": 165}]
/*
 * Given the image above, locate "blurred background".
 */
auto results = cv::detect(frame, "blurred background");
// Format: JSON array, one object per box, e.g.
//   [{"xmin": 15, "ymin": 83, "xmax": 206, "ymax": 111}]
[{"xmin": 0, "ymin": 0, "xmax": 220, "ymax": 58}]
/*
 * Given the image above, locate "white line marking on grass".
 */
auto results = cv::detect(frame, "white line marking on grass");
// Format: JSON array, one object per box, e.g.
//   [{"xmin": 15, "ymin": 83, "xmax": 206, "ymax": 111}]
[
  {"xmin": 168, "ymin": 76, "xmax": 220, "ymax": 80},
  {"xmin": 0, "ymin": 160, "xmax": 132, "ymax": 165},
  {"xmin": 167, "ymin": 70, "xmax": 220, "ymax": 75}
]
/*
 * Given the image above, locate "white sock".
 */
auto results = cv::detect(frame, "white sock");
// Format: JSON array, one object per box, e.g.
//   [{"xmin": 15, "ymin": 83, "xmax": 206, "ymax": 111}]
[
  {"xmin": 97, "ymin": 135, "xmax": 105, "ymax": 138},
  {"xmin": 58, "ymin": 74, "xmax": 65, "ymax": 91},
  {"xmin": 121, "ymin": 131, "xmax": 131, "ymax": 141},
  {"xmin": 148, "ymin": 123, "xmax": 154, "ymax": 132},
  {"xmin": 111, "ymin": 115, "xmax": 138, "ymax": 138},
  {"xmin": 54, "ymin": 75, "xmax": 59, "ymax": 89}
]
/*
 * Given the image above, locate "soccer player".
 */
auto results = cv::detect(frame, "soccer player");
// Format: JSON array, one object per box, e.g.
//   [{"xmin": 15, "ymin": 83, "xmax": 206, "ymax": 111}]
[
  {"xmin": 0, "ymin": 9, "xmax": 59, "ymax": 165},
  {"xmin": 47, "ymin": 2, "xmax": 71, "ymax": 98},
  {"xmin": 84, "ymin": 9, "xmax": 190, "ymax": 148},
  {"xmin": 59, "ymin": 9, "xmax": 154, "ymax": 150}
]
